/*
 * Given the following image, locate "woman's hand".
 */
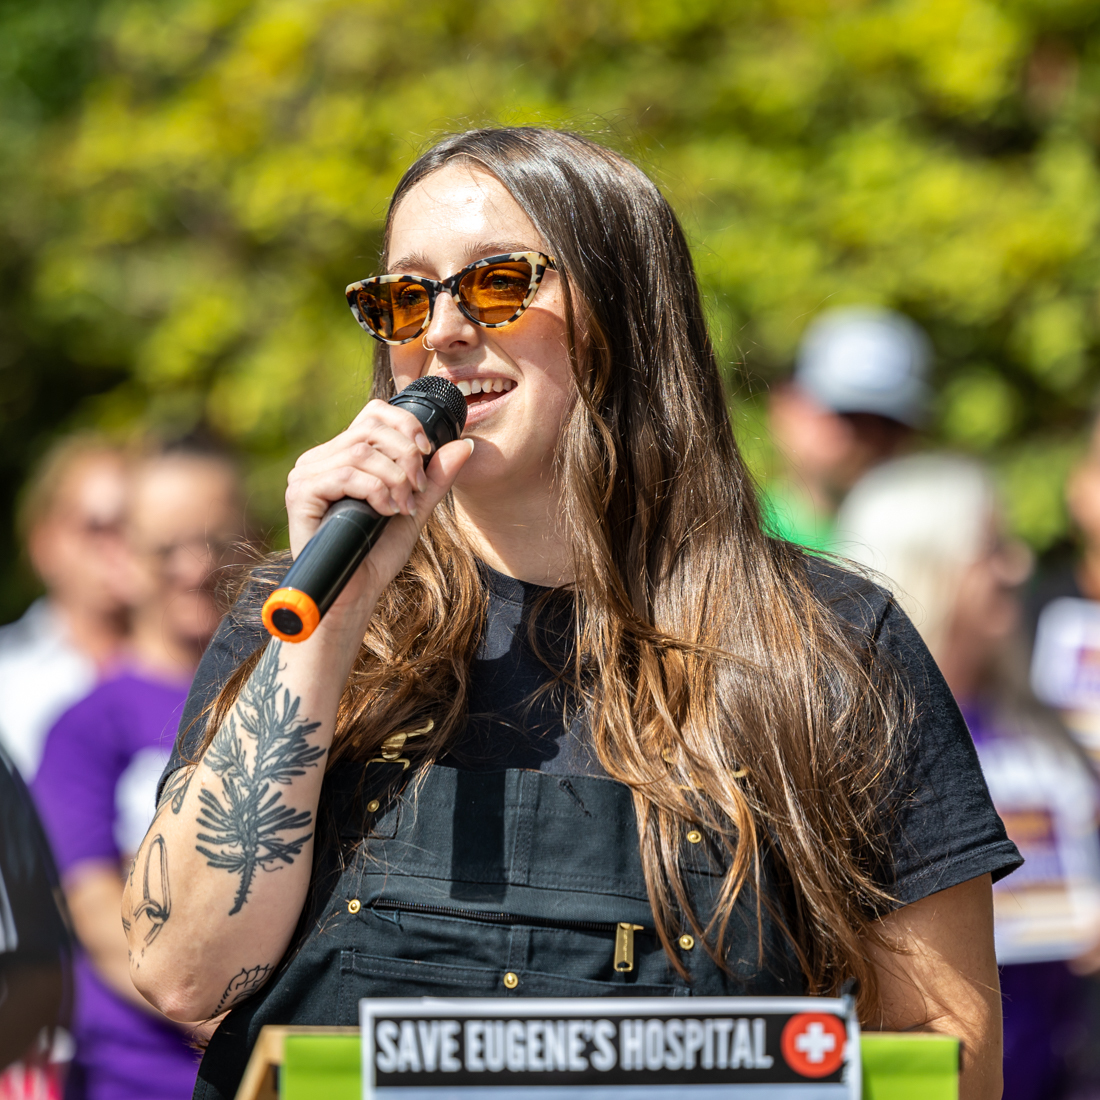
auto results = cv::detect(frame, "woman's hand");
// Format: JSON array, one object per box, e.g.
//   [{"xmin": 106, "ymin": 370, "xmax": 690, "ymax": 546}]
[
  {"xmin": 863, "ymin": 874, "xmax": 1002, "ymax": 1100},
  {"xmin": 284, "ymin": 397, "xmax": 474, "ymax": 641}
]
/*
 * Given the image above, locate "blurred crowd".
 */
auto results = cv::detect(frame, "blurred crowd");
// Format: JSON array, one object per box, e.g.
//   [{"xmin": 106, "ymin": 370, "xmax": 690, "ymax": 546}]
[
  {"xmin": 0, "ymin": 435, "xmax": 246, "ymax": 1100},
  {"xmin": 4, "ymin": 309, "xmax": 1100, "ymax": 1099},
  {"xmin": 773, "ymin": 307, "xmax": 1100, "ymax": 1100}
]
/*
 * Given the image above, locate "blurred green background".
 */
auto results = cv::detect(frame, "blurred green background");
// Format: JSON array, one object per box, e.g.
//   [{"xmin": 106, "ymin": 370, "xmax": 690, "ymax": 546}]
[{"xmin": 2, "ymin": 0, "xmax": 1099, "ymax": 619}]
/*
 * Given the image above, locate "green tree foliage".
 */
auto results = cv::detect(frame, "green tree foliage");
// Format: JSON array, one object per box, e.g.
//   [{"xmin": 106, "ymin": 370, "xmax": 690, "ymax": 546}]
[
  {"xmin": 0, "ymin": 0, "xmax": 117, "ymax": 617},
  {"xmin": 5, "ymin": 0, "xmax": 1100, "ymax": 616}
]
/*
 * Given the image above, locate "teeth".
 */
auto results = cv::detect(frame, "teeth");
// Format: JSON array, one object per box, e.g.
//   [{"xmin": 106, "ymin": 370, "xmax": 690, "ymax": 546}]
[{"xmin": 453, "ymin": 377, "xmax": 515, "ymax": 396}]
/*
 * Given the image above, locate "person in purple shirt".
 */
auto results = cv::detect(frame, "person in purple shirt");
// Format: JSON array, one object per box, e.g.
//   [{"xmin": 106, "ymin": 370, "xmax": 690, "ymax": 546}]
[{"xmin": 34, "ymin": 438, "xmax": 245, "ymax": 1100}]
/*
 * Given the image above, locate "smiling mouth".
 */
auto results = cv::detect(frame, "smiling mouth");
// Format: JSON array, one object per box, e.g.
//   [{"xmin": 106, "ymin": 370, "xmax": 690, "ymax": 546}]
[{"xmin": 454, "ymin": 377, "xmax": 515, "ymax": 407}]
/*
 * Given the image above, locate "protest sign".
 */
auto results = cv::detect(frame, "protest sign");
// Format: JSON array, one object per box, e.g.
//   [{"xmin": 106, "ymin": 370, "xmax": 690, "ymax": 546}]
[{"xmin": 360, "ymin": 996, "xmax": 859, "ymax": 1098}]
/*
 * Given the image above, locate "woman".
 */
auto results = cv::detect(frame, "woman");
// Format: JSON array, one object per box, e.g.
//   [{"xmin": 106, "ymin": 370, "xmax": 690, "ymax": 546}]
[
  {"xmin": 125, "ymin": 129, "xmax": 1019, "ymax": 1100},
  {"xmin": 838, "ymin": 453, "xmax": 1100, "ymax": 1100}
]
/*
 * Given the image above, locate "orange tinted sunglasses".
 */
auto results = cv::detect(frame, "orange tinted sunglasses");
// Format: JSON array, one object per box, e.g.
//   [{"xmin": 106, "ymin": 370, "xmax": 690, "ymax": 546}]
[{"xmin": 346, "ymin": 252, "xmax": 555, "ymax": 345}]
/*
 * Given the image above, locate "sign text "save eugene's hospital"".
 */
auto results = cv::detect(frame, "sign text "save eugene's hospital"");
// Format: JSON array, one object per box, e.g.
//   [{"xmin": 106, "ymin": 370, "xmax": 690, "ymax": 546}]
[{"xmin": 374, "ymin": 1016, "xmax": 775, "ymax": 1075}]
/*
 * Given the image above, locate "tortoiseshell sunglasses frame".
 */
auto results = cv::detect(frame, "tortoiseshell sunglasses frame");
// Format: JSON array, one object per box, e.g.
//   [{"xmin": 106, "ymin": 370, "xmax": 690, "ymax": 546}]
[{"xmin": 345, "ymin": 251, "xmax": 556, "ymax": 346}]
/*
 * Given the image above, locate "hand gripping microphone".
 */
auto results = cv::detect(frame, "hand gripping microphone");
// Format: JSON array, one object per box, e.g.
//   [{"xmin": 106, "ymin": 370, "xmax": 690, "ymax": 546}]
[{"xmin": 261, "ymin": 376, "xmax": 467, "ymax": 643}]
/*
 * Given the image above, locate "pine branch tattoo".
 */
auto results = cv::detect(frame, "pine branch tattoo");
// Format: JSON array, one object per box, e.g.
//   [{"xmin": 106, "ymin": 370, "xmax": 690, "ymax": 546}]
[{"xmin": 196, "ymin": 642, "xmax": 324, "ymax": 915}]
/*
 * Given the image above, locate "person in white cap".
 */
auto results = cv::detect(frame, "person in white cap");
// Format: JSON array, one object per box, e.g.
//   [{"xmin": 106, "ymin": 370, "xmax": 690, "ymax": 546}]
[{"xmin": 763, "ymin": 306, "xmax": 932, "ymax": 550}]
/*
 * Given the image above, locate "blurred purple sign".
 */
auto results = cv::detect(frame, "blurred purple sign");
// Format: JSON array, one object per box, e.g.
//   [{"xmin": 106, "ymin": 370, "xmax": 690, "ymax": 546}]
[{"xmin": 1032, "ymin": 597, "xmax": 1100, "ymax": 713}]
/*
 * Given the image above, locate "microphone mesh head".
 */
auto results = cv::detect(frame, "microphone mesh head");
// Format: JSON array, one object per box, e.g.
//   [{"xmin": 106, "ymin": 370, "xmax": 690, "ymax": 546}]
[{"xmin": 399, "ymin": 375, "xmax": 468, "ymax": 433}]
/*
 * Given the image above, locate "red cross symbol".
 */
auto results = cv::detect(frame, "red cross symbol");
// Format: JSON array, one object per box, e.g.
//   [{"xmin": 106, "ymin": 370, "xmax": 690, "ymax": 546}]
[{"xmin": 780, "ymin": 1012, "xmax": 847, "ymax": 1078}]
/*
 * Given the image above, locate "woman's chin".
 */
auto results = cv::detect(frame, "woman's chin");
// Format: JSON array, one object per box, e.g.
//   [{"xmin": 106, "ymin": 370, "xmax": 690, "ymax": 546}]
[{"xmin": 450, "ymin": 443, "xmax": 527, "ymax": 500}]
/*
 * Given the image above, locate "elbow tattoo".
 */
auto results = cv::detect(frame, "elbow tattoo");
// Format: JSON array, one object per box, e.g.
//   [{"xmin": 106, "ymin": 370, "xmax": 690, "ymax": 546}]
[
  {"xmin": 214, "ymin": 963, "xmax": 274, "ymax": 1014},
  {"xmin": 131, "ymin": 833, "xmax": 171, "ymax": 949},
  {"xmin": 195, "ymin": 642, "xmax": 324, "ymax": 915}
]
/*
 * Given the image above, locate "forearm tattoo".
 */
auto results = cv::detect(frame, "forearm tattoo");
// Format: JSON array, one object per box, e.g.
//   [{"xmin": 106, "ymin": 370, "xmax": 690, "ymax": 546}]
[
  {"xmin": 195, "ymin": 642, "xmax": 324, "ymax": 915},
  {"xmin": 214, "ymin": 963, "xmax": 274, "ymax": 1014}
]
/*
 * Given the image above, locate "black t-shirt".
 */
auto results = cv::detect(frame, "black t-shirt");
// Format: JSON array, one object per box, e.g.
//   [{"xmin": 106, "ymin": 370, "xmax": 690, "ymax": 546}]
[{"xmin": 160, "ymin": 557, "xmax": 1021, "ymax": 910}]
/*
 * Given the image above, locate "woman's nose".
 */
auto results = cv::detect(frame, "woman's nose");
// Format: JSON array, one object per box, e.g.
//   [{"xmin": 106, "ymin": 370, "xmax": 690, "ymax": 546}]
[{"xmin": 422, "ymin": 291, "xmax": 478, "ymax": 352}]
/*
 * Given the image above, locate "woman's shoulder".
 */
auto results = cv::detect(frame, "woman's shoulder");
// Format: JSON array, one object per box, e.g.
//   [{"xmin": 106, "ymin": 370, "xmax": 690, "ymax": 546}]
[
  {"xmin": 800, "ymin": 553, "xmax": 894, "ymax": 635},
  {"xmin": 156, "ymin": 567, "xmax": 277, "ymax": 798},
  {"xmin": 196, "ymin": 568, "xmax": 280, "ymax": 708},
  {"xmin": 797, "ymin": 555, "xmax": 1025, "ymax": 905},
  {"xmin": 797, "ymin": 552, "xmax": 937, "ymax": 686},
  {"xmin": 211, "ymin": 561, "xmax": 287, "ymax": 662}
]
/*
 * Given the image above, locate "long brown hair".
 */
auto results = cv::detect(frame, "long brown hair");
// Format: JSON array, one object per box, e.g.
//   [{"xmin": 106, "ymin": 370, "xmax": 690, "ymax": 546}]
[{"xmin": 208, "ymin": 128, "xmax": 908, "ymax": 1015}]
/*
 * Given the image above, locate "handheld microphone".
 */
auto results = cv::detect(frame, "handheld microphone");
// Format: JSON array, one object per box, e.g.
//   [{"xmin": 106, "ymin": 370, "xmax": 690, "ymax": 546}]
[{"xmin": 261, "ymin": 376, "xmax": 467, "ymax": 643}]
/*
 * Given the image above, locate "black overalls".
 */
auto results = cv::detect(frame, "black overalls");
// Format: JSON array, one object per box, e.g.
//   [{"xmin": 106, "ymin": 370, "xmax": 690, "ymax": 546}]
[{"xmin": 192, "ymin": 760, "xmax": 805, "ymax": 1100}]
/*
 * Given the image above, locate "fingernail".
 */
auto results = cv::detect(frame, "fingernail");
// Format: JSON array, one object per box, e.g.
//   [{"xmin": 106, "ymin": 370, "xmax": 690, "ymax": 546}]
[
  {"xmin": 416, "ymin": 433, "xmax": 431, "ymax": 455},
  {"xmin": 416, "ymin": 470, "xmax": 428, "ymax": 492},
  {"xmin": 467, "ymin": 439, "xmax": 476, "ymax": 454}
]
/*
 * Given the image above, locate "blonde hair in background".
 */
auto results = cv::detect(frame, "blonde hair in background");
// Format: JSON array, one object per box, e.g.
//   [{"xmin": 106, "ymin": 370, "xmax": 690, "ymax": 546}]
[
  {"xmin": 835, "ymin": 454, "xmax": 997, "ymax": 660},
  {"xmin": 16, "ymin": 433, "xmax": 123, "ymax": 545}
]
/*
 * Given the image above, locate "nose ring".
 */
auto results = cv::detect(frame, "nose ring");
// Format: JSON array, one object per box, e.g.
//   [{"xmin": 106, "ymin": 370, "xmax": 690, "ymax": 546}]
[{"xmin": 422, "ymin": 334, "xmax": 436, "ymax": 351}]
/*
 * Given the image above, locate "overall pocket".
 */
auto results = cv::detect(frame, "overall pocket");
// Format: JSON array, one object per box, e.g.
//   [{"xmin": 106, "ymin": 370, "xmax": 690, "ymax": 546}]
[{"xmin": 337, "ymin": 897, "xmax": 680, "ymax": 1015}]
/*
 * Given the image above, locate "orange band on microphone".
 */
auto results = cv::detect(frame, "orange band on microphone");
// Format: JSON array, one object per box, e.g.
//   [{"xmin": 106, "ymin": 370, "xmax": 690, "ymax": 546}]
[{"xmin": 262, "ymin": 588, "xmax": 321, "ymax": 643}]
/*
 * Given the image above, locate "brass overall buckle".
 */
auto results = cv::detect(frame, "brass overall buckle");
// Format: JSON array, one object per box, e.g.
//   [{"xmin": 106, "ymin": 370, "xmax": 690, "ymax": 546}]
[{"xmin": 367, "ymin": 718, "xmax": 434, "ymax": 771}]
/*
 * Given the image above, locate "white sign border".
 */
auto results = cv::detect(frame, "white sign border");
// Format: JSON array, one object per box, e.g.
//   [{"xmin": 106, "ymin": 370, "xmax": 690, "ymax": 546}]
[{"xmin": 360, "ymin": 996, "xmax": 860, "ymax": 1100}]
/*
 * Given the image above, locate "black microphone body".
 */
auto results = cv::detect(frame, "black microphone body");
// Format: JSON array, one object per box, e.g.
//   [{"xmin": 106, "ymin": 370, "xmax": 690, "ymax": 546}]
[{"xmin": 262, "ymin": 377, "xmax": 467, "ymax": 642}]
